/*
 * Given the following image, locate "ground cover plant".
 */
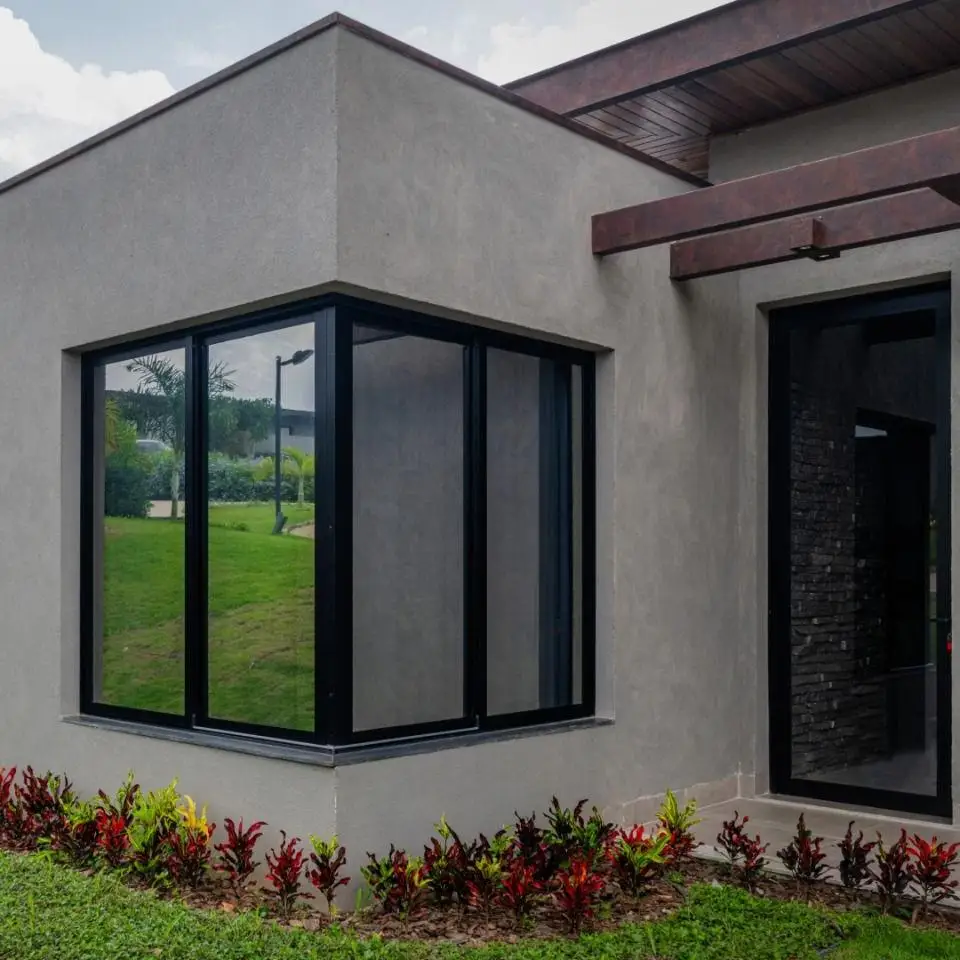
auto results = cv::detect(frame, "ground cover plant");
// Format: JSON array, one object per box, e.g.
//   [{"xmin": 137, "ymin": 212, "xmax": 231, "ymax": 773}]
[{"xmin": 1, "ymin": 764, "xmax": 960, "ymax": 957}]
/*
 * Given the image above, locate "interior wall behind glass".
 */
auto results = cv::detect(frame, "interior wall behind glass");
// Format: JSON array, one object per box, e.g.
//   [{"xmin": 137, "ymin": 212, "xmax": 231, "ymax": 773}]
[
  {"xmin": 93, "ymin": 348, "xmax": 187, "ymax": 714},
  {"xmin": 486, "ymin": 350, "xmax": 580, "ymax": 715},
  {"xmin": 206, "ymin": 322, "xmax": 316, "ymax": 732},
  {"xmin": 352, "ymin": 328, "xmax": 465, "ymax": 732},
  {"xmin": 787, "ymin": 320, "xmax": 939, "ymax": 796}
]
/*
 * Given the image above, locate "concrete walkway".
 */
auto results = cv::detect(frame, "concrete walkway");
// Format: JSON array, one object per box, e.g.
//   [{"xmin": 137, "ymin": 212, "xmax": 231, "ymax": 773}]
[{"xmin": 693, "ymin": 796, "xmax": 960, "ymax": 872}]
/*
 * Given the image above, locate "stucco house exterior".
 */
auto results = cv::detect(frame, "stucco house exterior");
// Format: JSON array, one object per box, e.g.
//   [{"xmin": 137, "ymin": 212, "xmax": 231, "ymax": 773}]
[{"xmin": 2, "ymin": 0, "xmax": 960, "ymax": 873}]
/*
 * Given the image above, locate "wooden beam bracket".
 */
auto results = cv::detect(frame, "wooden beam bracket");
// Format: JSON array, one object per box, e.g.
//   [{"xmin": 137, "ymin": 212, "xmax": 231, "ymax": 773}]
[
  {"xmin": 669, "ymin": 190, "xmax": 960, "ymax": 281},
  {"xmin": 595, "ymin": 124, "xmax": 960, "ymax": 256}
]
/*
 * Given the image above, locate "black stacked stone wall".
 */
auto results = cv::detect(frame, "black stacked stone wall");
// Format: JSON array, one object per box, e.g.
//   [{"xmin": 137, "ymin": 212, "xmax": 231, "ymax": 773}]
[{"xmin": 789, "ymin": 383, "xmax": 889, "ymax": 778}]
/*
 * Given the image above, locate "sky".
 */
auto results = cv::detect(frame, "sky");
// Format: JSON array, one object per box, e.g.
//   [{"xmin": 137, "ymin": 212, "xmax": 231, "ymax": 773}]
[{"xmin": 0, "ymin": 0, "xmax": 731, "ymax": 182}]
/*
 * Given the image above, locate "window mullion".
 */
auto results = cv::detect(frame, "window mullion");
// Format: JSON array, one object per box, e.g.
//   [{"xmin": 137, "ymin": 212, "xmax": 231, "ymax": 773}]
[
  {"xmin": 184, "ymin": 336, "xmax": 209, "ymax": 727},
  {"xmin": 315, "ymin": 306, "xmax": 353, "ymax": 744},
  {"xmin": 466, "ymin": 342, "xmax": 488, "ymax": 725}
]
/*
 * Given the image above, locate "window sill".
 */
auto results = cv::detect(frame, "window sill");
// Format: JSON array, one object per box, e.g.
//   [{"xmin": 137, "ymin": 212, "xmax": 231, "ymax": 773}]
[{"xmin": 62, "ymin": 714, "xmax": 613, "ymax": 767}]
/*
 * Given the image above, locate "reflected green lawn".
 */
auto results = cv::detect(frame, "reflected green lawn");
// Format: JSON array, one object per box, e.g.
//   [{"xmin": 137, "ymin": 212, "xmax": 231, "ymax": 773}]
[{"xmin": 101, "ymin": 503, "xmax": 316, "ymax": 730}]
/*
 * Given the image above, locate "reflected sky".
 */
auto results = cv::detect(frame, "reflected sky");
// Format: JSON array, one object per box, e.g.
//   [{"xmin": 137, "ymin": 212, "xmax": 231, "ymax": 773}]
[{"xmin": 104, "ymin": 322, "xmax": 316, "ymax": 411}]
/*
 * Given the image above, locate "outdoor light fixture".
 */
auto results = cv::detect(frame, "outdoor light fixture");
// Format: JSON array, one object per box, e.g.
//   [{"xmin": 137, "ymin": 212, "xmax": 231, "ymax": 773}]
[
  {"xmin": 273, "ymin": 348, "xmax": 315, "ymax": 534},
  {"xmin": 788, "ymin": 218, "xmax": 840, "ymax": 263}
]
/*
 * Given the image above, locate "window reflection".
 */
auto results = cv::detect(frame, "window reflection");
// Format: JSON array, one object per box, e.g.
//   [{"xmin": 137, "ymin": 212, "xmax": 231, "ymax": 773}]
[
  {"xmin": 206, "ymin": 322, "xmax": 317, "ymax": 731},
  {"xmin": 93, "ymin": 348, "xmax": 187, "ymax": 714}
]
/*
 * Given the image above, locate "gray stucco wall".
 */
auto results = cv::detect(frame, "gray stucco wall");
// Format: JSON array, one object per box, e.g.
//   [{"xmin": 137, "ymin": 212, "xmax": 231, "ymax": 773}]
[
  {"xmin": 704, "ymin": 72, "xmax": 960, "ymax": 813},
  {"xmin": 0, "ymin": 19, "xmax": 754, "ymax": 879},
  {"xmin": 332, "ymin": 26, "xmax": 749, "ymax": 857},
  {"xmin": 0, "ymin": 28, "xmax": 341, "ymax": 850}
]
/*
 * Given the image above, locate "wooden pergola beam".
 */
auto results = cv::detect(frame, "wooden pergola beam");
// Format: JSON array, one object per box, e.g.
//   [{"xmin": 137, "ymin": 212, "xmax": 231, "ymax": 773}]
[
  {"xmin": 593, "ymin": 125, "xmax": 960, "ymax": 255},
  {"xmin": 669, "ymin": 190, "xmax": 960, "ymax": 280},
  {"xmin": 507, "ymin": 0, "xmax": 928, "ymax": 117}
]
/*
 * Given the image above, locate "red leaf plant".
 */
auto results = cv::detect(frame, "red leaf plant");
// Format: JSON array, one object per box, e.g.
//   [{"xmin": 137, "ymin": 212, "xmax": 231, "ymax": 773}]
[
  {"xmin": 11, "ymin": 768, "xmax": 73, "ymax": 849},
  {"xmin": 906, "ymin": 834, "xmax": 960, "ymax": 920},
  {"xmin": 0, "ymin": 767, "xmax": 16, "ymax": 844},
  {"xmin": 422, "ymin": 815, "xmax": 467, "ymax": 906},
  {"xmin": 262, "ymin": 831, "xmax": 312, "ymax": 919},
  {"xmin": 552, "ymin": 854, "xmax": 606, "ymax": 934},
  {"xmin": 94, "ymin": 810, "xmax": 130, "ymax": 869},
  {"xmin": 307, "ymin": 835, "xmax": 350, "ymax": 914},
  {"xmin": 716, "ymin": 811, "xmax": 768, "ymax": 890},
  {"xmin": 837, "ymin": 822, "xmax": 876, "ymax": 893},
  {"xmin": 168, "ymin": 825, "xmax": 216, "ymax": 889},
  {"xmin": 871, "ymin": 830, "xmax": 911, "ymax": 915},
  {"xmin": 362, "ymin": 846, "xmax": 430, "ymax": 918},
  {"xmin": 497, "ymin": 856, "xmax": 544, "ymax": 922},
  {"xmin": 214, "ymin": 817, "xmax": 266, "ymax": 900},
  {"xmin": 607, "ymin": 825, "xmax": 669, "ymax": 898},
  {"xmin": 740, "ymin": 836, "xmax": 770, "ymax": 891},
  {"xmin": 777, "ymin": 814, "xmax": 829, "ymax": 889},
  {"xmin": 656, "ymin": 790, "xmax": 702, "ymax": 865}
]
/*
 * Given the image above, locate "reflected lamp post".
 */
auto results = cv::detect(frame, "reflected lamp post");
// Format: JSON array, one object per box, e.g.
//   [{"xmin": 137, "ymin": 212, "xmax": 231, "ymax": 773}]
[{"xmin": 273, "ymin": 349, "xmax": 314, "ymax": 534}]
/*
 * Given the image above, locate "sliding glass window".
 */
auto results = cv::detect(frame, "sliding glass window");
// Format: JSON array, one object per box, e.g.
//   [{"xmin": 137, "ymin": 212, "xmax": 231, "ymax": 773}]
[{"xmin": 81, "ymin": 298, "xmax": 595, "ymax": 748}]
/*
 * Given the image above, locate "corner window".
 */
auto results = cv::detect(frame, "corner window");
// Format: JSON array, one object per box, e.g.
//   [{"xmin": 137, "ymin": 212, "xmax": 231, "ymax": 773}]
[{"xmin": 81, "ymin": 299, "xmax": 595, "ymax": 748}]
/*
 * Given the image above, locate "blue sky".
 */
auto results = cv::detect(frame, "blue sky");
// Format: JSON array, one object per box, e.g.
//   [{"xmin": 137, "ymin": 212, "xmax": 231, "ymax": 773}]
[{"xmin": 0, "ymin": 0, "xmax": 727, "ymax": 180}]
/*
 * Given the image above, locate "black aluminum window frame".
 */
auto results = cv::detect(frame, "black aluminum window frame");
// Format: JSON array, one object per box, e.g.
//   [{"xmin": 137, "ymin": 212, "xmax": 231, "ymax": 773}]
[{"xmin": 80, "ymin": 295, "xmax": 597, "ymax": 752}]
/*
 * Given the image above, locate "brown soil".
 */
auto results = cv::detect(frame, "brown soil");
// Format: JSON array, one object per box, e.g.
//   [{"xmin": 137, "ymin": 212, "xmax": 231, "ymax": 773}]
[{"xmin": 164, "ymin": 858, "xmax": 960, "ymax": 943}]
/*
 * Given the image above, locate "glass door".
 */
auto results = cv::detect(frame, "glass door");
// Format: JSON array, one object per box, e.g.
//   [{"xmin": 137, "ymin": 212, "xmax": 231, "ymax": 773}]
[{"xmin": 769, "ymin": 286, "xmax": 951, "ymax": 817}]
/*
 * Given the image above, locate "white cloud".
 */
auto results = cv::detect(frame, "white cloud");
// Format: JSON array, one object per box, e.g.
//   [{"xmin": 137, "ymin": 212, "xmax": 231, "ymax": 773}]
[
  {"xmin": 476, "ymin": 0, "xmax": 731, "ymax": 84},
  {"xmin": 0, "ymin": 6, "xmax": 175, "ymax": 179}
]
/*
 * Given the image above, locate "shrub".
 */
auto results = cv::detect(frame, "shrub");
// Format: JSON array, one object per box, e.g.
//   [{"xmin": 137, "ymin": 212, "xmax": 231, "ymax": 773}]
[
  {"xmin": 0, "ymin": 767, "xmax": 15, "ymax": 842},
  {"xmin": 837, "ymin": 821, "xmax": 875, "ymax": 892},
  {"xmin": 307, "ymin": 835, "xmax": 350, "ymax": 913},
  {"xmin": 422, "ymin": 816, "xmax": 462, "ymax": 906},
  {"xmin": 607, "ymin": 825, "xmax": 669, "ymax": 898},
  {"xmin": 55, "ymin": 798, "xmax": 100, "ymax": 867},
  {"xmin": 263, "ymin": 832, "xmax": 312, "ymax": 919},
  {"xmin": 544, "ymin": 798, "xmax": 614, "ymax": 868},
  {"xmin": 716, "ymin": 812, "xmax": 767, "ymax": 890},
  {"xmin": 127, "ymin": 780, "xmax": 182, "ymax": 886},
  {"xmin": 716, "ymin": 811, "xmax": 750, "ymax": 868},
  {"xmin": 740, "ymin": 836, "xmax": 770, "ymax": 891},
  {"xmin": 167, "ymin": 797, "xmax": 215, "ymax": 889},
  {"xmin": 777, "ymin": 814, "xmax": 829, "ymax": 887},
  {"xmin": 94, "ymin": 810, "xmax": 130, "ymax": 869},
  {"xmin": 553, "ymin": 854, "xmax": 605, "ymax": 933},
  {"xmin": 362, "ymin": 847, "xmax": 430, "ymax": 917},
  {"xmin": 906, "ymin": 834, "xmax": 960, "ymax": 918},
  {"xmin": 97, "ymin": 773, "xmax": 140, "ymax": 827},
  {"xmin": 214, "ymin": 818, "xmax": 266, "ymax": 900},
  {"xmin": 104, "ymin": 460, "xmax": 151, "ymax": 518},
  {"xmin": 497, "ymin": 856, "xmax": 544, "ymax": 922},
  {"xmin": 465, "ymin": 849, "xmax": 506, "ymax": 915},
  {"xmin": 872, "ymin": 830, "xmax": 911, "ymax": 914},
  {"xmin": 657, "ymin": 790, "xmax": 701, "ymax": 864},
  {"xmin": 11, "ymin": 768, "xmax": 74, "ymax": 849}
]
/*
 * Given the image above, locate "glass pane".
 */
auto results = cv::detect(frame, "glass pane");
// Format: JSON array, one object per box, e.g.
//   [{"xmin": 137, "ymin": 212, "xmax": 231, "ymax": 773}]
[
  {"xmin": 787, "ymin": 321, "xmax": 940, "ymax": 795},
  {"xmin": 92, "ymin": 348, "xmax": 186, "ymax": 714},
  {"xmin": 352, "ymin": 326, "xmax": 465, "ymax": 732},
  {"xmin": 206, "ymin": 323, "xmax": 316, "ymax": 731},
  {"xmin": 486, "ymin": 350, "xmax": 581, "ymax": 715}
]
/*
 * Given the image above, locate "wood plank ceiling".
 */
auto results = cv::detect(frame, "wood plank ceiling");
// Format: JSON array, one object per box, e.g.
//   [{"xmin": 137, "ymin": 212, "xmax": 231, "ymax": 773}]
[{"xmin": 571, "ymin": 0, "xmax": 960, "ymax": 179}]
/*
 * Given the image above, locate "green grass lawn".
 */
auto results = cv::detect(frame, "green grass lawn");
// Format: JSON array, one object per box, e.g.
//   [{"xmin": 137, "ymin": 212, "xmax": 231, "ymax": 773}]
[
  {"xmin": 2, "ymin": 852, "xmax": 957, "ymax": 960},
  {"xmin": 100, "ymin": 503, "xmax": 316, "ymax": 730}
]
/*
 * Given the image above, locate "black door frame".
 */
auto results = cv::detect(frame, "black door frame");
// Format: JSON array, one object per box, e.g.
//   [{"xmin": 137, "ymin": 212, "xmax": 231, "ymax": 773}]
[{"xmin": 768, "ymin": 283, "xmax": 952, "ymax": 819}]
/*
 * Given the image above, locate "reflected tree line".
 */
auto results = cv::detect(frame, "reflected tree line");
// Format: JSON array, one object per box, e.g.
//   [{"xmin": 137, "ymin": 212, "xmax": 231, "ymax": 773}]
[{"xmin": 104, "ymin": 355, "xmax": 315, "ymax": 519}]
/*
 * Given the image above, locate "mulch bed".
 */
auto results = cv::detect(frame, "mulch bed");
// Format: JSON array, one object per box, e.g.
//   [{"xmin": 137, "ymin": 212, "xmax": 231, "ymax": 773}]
[{"xmin": 165, "ymin": 857, "xmax": 960, "ymax": 943}]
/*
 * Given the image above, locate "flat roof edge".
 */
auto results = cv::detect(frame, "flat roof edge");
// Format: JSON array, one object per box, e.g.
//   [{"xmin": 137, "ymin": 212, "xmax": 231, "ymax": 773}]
[{"xmin": 0, "ymin": 11, "xmax": 705, "ymax": 200}]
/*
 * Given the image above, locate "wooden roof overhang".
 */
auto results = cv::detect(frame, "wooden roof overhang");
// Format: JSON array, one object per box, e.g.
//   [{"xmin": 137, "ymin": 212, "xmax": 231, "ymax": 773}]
[
  {"xmin": 589, "ymin": 125, "xmax": 960, "ymax": 279},
  {"xmin": 508, "ymin": 0, "xmax": 960, "ymax": 179}
]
